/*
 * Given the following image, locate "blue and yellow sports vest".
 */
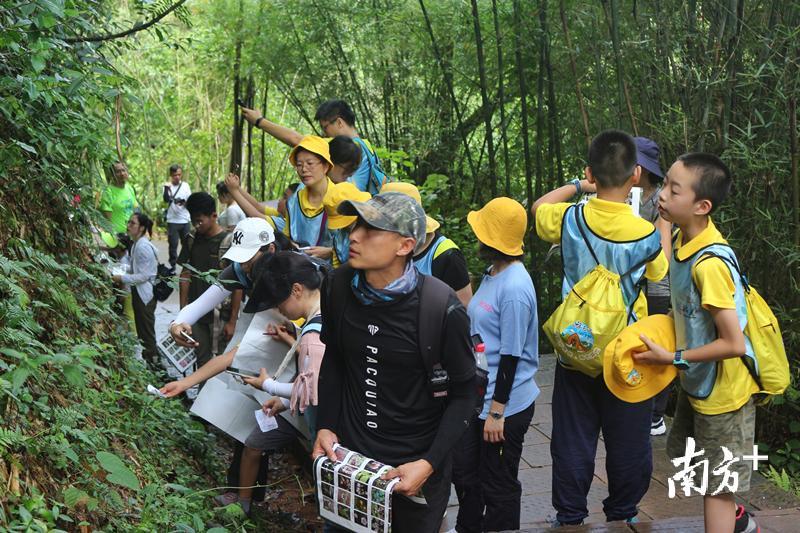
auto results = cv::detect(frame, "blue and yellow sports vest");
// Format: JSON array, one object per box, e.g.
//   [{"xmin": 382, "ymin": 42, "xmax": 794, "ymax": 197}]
[
  {"xmin": 286, "ymin": 187, "xmax": 332, "ymax": 249},
  {"xmin": 670, "ymin": 243, "xmax": 754, "ymax": 399},
  {"xmin": 560, "ymin": 205, "xmax": 661, "ymax": 315},
  {"xmin": 413, "ymin": 235, "xmax": 458, "ymax": 276},
  {"xmin": 332, "ymin": 229, "xmax": 349, "ymax": 266}
]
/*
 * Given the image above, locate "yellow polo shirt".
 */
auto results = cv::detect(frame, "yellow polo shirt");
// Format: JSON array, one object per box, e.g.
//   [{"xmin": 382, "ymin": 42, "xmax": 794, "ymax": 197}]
[
  {"xmin": 674, "ymin": 218, "xmax": 759, "ymax": 415},
  {"xmin": 536, "ymin": 198, "xmax": 669, "ymax": 282}
]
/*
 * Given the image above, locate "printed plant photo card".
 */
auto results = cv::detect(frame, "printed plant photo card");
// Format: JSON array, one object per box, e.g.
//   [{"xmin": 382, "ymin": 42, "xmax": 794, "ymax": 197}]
[{"xmin": 314, "ymin": 444, "xmax": 400, "ymax": 533}]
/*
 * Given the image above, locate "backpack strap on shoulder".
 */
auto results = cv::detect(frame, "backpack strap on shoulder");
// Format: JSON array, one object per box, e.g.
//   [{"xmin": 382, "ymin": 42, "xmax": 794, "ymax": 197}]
[
  {"xmin": 325, "ymin": 264, "xmax": 356, "ymax": 346},
  {"xmin": 695, "ymin": 249, "xmax": 749, "ymax": 293},
  {"xmin": 574, "ymin": 205, "xmax": 600, "ymax": 266},
  {"xmin": 417, "ymin": 275, "xmax": 459, "ymax": 378}
]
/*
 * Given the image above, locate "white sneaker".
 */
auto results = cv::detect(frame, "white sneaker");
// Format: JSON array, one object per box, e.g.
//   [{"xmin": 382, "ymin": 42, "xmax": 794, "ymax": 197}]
[{"xmin": 651, "ymin": 417, "xmax": 666, "ymax": 436}]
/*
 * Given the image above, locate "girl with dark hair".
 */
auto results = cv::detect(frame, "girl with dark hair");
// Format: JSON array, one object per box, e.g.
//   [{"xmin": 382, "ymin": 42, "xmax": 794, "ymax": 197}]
[
  {"xmin": 221, "ymin": 251, "xmax": 331, "ymax": 513},
  {"xmin": 112, "ymin": 212, "xmax": 159, "ymax": 366},
  {"xmin": 162, "ymin": 251, "xmax": 329, "ymax": 515}
]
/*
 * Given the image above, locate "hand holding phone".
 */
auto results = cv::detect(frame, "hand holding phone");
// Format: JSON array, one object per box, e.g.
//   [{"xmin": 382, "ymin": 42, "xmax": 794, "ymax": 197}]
[
  {"xmin": 180, "ymin": 330, "xmax": 197, "ymax": 345},
  {"xmin": 226, "ymin": 366, "xmax": 259, "ymax": 379}
]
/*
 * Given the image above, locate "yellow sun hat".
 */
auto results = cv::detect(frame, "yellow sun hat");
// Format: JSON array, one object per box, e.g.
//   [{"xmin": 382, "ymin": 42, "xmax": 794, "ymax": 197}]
[
  {"xmin": 603, "ymin": 314, "xmax": 678, "ymax": 403},
  {"xmin": 289, "ymin": 135, "xmax": 334, "ymax": 169},
  {"xmin": 324, "ymin": 182, "xmax": 372, "ymax": 230},
  {"xmin": 380, "ymin": 181, "xmax": 440, "ymax": 233},
  {"xmin": 467, "ymin": 197, "xmax": 526, "ymax": 256}
]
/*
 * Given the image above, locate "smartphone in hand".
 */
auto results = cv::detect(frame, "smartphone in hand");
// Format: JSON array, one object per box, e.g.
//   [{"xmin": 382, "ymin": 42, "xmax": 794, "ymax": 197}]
[
  {"xmin": 180, "ymin": 330, "xmax": 197, "ymax": 345},
  {"xmin": 226, "ymin": 367, "xmax": 259, "ymax": 379}
]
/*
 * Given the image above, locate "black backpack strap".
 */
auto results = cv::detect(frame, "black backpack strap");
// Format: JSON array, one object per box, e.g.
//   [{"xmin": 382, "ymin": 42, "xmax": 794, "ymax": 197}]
[
  {"xmin": 574, "ymin": 205, "xmax": 600, "ymax": 266},
  {"xmin": 695, "ymin": 250, "xmax": 749, "ymax": 293},
  {"xmin": 325, "ymin": 264, "xmax": 356, "ymax": 347},
  {"xmin": 417, "ymin": 275, "xmax": 459, "ymax": 376}
]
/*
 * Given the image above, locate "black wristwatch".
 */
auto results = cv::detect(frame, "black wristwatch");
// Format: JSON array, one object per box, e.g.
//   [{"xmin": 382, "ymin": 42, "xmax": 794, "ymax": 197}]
[
  {"xmin": 673, "ymin": 349, "xmax": 690, "ymax": 371},
  {"xmin": 254, "ymin": 116, "xmax": 265, "ymax": 128},
  {"xmin": 489, "ymin": 410, "xmax": 504, "ymax": 420}
]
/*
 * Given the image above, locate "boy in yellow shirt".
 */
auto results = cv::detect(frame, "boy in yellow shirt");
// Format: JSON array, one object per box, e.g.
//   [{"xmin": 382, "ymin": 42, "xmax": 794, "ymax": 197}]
[
  {"xmin": 635, "ymin": 153, "xmax": 759, "ymax": 533},
  {"xmin": 532, "ymin": 130, "xmax": 668, "ymax": 526}
]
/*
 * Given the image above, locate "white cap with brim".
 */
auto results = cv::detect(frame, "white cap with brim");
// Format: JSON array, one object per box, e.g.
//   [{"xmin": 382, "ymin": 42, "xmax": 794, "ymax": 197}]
[{"xmin": 221, "ymin": 217, "xmax": 276, "ymax": 263}]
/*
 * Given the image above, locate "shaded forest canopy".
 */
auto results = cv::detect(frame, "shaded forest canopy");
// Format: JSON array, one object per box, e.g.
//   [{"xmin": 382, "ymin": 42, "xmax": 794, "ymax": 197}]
[{"xmin": 1, "ymin": 0, "xmax": 800, "ymax": 528}]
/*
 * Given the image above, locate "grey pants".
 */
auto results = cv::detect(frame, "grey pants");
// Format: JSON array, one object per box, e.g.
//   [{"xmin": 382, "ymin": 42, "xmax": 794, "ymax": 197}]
[{"xmin": 167, "ymin": 222, "xmax": 191, "ymax": 267}]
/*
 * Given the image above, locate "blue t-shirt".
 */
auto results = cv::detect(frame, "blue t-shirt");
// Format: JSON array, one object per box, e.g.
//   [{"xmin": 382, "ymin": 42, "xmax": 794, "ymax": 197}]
[
  {"xmin": 348, "ymin": 137, "xmax": 385, "ymax": 195},
  {"xmin": 467, "ymin": 261, "xmax": 539, "ymax": 419}
]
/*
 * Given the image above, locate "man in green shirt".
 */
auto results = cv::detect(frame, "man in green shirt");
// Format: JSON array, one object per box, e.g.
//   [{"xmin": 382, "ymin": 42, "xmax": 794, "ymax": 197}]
[{"xmin": 99, "ymin": 161, "xmax": 139, "ymax": 233}]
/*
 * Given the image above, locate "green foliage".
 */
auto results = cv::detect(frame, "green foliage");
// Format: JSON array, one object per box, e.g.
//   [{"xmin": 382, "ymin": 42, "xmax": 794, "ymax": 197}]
[{"xmin": 0, "ymin": 242, "xmax": 255, "ymax": 530}]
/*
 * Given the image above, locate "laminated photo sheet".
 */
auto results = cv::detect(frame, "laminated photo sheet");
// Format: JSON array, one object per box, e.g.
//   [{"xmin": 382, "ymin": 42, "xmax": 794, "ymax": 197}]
[
  {"xmin": 190, "ymin": 309, "xmax": 306, "ymax": 442},
  {"xmin": 314, "ymin": 444, "xmax": 399, "ymax": 533},
  {"xmin": 156, "ymin": 334, "xmax": 197, "ymax": 373}
]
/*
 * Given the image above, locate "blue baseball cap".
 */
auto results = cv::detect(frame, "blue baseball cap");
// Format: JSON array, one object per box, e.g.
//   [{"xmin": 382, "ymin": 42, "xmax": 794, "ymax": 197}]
[{"xmin": 634, "ymin": 137, "xmax": 664, "ymax": 179}]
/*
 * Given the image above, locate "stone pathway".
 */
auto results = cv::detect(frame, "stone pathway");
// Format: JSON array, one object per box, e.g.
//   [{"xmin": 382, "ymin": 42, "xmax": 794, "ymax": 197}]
[{"xmin": 440, "ymin": 354, "xmax": 800, "ymax": 532}]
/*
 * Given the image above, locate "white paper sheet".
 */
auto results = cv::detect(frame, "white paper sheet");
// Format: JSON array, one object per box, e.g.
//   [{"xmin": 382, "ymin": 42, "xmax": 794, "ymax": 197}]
[
  {"xmin": 188, "ymin": 309, "xmax": 309, "ymax": 441},
  {"xmin": 254, "ymin": 409, "xmax": 279, "ymax": 432},
  {"xmin": 190, "ymin": 376, "xmax": 262, "ymax": 443}
]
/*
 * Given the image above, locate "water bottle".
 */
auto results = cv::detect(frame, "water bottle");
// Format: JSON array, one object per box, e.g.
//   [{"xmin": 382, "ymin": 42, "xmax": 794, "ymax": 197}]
[{"xmin": 474, "ymin": 343, "xmax": 489, "ymax": 411}]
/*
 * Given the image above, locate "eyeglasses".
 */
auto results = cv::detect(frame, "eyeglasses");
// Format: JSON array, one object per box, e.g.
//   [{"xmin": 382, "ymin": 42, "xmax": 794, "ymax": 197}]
[{"xmin": 295, "ymin": 160, "xmax": 321, "ymax": 170}]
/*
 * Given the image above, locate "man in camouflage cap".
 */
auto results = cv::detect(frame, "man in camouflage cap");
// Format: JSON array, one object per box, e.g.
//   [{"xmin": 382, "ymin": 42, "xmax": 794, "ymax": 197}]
[{"xmin": 314, "ymin": 192, "xmax": 476, "ymax": 531}]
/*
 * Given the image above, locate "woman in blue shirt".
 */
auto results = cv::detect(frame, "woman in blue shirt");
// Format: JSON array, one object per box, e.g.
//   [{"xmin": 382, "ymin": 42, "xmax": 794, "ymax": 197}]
[{"xmin": 453, "ymin": 197, "xmax": 540, "ymax": 533}]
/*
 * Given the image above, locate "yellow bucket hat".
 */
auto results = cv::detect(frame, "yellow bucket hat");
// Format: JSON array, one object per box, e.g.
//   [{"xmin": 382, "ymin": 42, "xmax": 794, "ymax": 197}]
[
  {"xmin": 324, "ymin": 182, "xmax": 371, "ymax": 230},
  {"xmin": 380, "ymin": 181, "xmax": 440, "ymax": 233},
  {"xmin": 603, "ymin": 314, "xmax": 678, "ymax": 403},
  {"xmin": 467, "ymin": 197, "xmax": 526, "ymax": 256},
  {"xmin": 289, "ymin": 135, "xmax": 334, "ymax": 169}
]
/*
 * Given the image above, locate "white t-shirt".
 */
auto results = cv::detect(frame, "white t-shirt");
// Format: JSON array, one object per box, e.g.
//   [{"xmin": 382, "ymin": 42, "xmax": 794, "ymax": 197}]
[
  {"xmin": 218, "ymin": 202, "xmax": 246, "ymax": 230},
  {"xmin": 166, "ymin": 181, "xmax": 191, "ymax": 223}
]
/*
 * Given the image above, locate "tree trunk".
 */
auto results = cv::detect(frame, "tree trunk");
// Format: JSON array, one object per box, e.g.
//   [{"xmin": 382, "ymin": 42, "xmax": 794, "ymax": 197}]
[
  {"xmin": 513, "ymin": 0, "xmax": 534, "ymax": 267},
  {"xmin": 470, "ymin": 0, "xmax": 498, "ymax": 199},
  {"xmin": 535, "ymin": 1, "xmax": 546, "ymax": 200},
  {"xmin": 491, "ymin": 0, "xmax": 512, "ymax": 196},
  {"xmin": 418, "ymin": 0, "xmax": 478, "ymax": 179},
  {"xmin": 559, "ymin": 0, "xmax": 590, "ymax": 147},
  {"xmin": 228, "ymin": 15, "xmax": 243, "ymax": 174},
  {"xmin": 260, "ymin": 81, "xmax": 268, "ymax": 200}
]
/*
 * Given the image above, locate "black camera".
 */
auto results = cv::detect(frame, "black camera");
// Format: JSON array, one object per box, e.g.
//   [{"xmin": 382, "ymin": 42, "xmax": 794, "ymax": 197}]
[{"xmin": 174, "ymin": 199, "xmax": 186, "ymax": 206}]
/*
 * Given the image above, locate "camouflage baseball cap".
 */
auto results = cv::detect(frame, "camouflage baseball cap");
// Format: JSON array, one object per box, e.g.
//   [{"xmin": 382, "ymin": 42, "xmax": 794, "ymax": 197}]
[{"xmin": 338, "ymin": 192, "xmax": 427, "ymax": 253}]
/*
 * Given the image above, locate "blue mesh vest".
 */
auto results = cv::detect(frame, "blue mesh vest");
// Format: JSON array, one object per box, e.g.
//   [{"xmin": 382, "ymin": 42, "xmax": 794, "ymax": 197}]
[
  {"xmin": 286, "ymin": 187, "xmax": 332, "ymax": 248},
  {"xmin": 413, "ymin": 234, "xmax": 447, "ymax": 275},
  {"xmin": 332, "ymin": 229, "xmax": 350, "ymax": 265},
  {"xmin": 560, "ymin": 204, "xmax": 661, "ymax": 318},
  {"xmin": 670, "ymin": 243, "xmax": 754, "ymax": 398}
]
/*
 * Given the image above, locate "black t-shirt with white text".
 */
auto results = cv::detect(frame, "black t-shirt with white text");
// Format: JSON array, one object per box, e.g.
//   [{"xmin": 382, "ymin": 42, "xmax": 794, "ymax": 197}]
[{"xmin": 319, "ymin": 275, "xmax": 474, "ymax": 467}]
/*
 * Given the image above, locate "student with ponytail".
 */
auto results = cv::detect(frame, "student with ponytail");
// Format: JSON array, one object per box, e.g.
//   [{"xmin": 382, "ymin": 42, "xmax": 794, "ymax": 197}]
[{"xmin": 112, "ymin": 212, "xmax": 159, "ymax": 366}]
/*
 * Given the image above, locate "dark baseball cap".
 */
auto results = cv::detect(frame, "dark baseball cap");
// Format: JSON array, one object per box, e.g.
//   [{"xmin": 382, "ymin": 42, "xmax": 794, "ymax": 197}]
[
  {"xmin": 634, "ymin": 137, "xmax": 664, "ymax": 178},
  {"xmin": 337, "ymin": 192, "xmax": 427, "ymax": 253}
]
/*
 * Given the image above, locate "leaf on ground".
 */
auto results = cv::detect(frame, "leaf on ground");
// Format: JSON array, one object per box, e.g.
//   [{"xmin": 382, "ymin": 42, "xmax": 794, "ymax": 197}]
[{"xmin": 96, "ymin": 451, "xmax": 140, "ymax": 491}]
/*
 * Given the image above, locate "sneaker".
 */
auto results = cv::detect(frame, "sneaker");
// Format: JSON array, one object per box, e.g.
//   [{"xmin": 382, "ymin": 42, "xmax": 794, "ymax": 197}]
[
  {"xmin": 213, "ymin": 492, "xmax": 239, "ymax": 506},
  {"xmin": 651, "ymin": 417, "xmax": 667, "ymax": 436},
  {"xmin": 734, "ymin": 504, "xmax": 760, "ymax": 533}
]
